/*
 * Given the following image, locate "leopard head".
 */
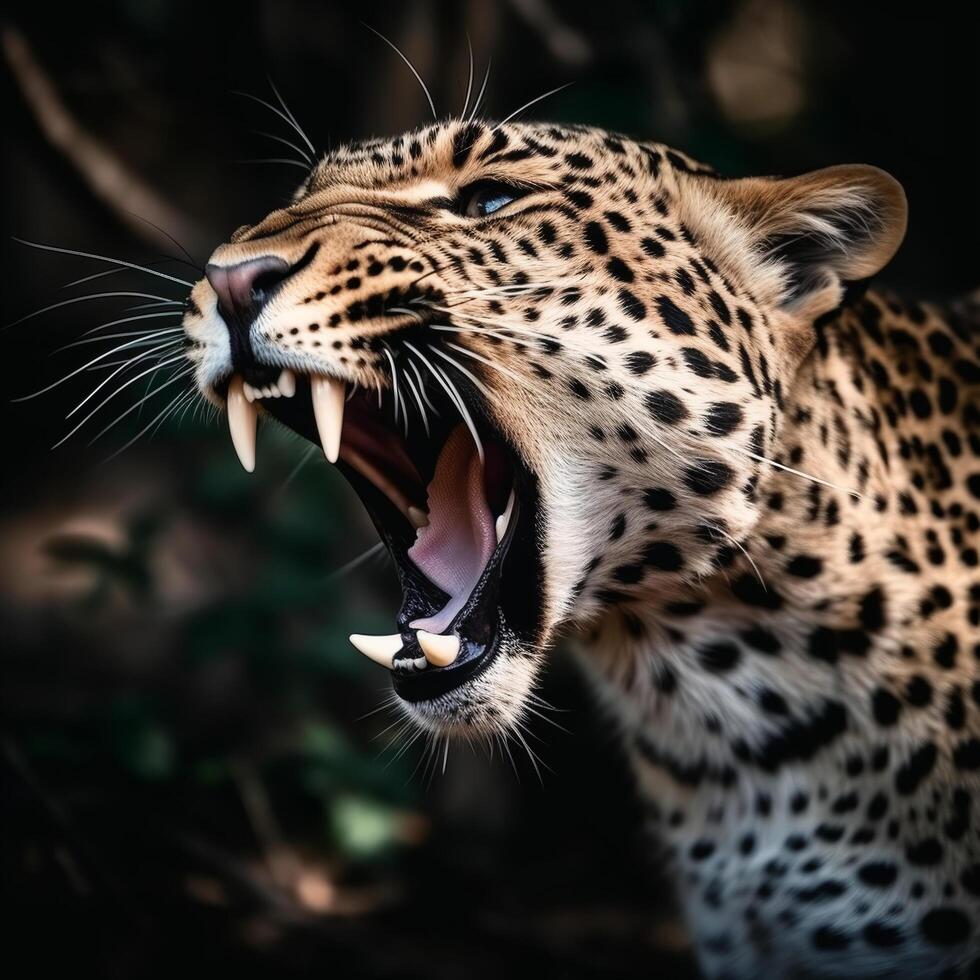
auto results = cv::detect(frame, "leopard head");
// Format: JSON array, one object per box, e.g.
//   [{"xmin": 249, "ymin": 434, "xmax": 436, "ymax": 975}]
[{"xmin": 183, "ymin": 120, "xmax": 906, "ymax": 738}]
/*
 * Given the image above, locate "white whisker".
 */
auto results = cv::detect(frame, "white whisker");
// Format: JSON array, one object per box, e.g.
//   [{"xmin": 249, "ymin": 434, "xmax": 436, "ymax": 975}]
[
  {"xmin": 54, "ymin": 354, "xmax": 188, "ymax": 447},
  {"xmin": 15, "ymin": 332, "xmax": 185, "ymax": 401},
  {"xmin": 404, "ymin": 341, "xmax": 484, "ymax": 463},
  {"xmin": 460, "ymin": 34, "xmax": 475, "ymax": 120},
  {"xmin": 401, "ymin": 365, "xmax": 431, "ymax": 437},
  {"xmin": 252, "ymin": 130, "xmax": 313, "ymax": 166},
  {"xmin": 490, "ymin": 83, "xmax": 572, "ymax": 131},
  {"xmin": 14, "ymin": 239, "xmax": 193, "ymax": 287},
  {"xmin": 92, "ymin": 366, "xmax": 195, "ymax": 450},
  {"xmin": 427, "ymin": 343, "xmax": 492, "ymax": 397},
  {"xmin": 7, "ymin": 291, "xmax": 179, "ymax": 328},
  {"xmin": 466, "ymin": 58, "xmax": 492, "ymax": 124},
  {"xmin": 267, "ymin": 76, "xmax": 317, "ymax": 158},
  {"xmin": 363, "ymin": 23, "xmax": 438, "ymax": 121}
]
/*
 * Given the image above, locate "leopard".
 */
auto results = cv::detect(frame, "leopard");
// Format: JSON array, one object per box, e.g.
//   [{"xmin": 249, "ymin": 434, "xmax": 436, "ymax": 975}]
[{"xmin": 180, "ymin": 118, "xmax": 980, "ymax": 978}]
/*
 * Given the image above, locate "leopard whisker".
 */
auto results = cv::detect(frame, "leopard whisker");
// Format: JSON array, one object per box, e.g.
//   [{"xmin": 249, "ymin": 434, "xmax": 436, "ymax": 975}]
[
  {"xmin": 426, "ymin": 343, "xmax": 493, "ymax": 398},
  {"xmin": 98, "ymin": 366, "xmax": 196, "ymax": 455},
  {"xmin": 404, "ymin": 340, "xmax": 484, "ymax": 462},
  {"xmin": 239, "ymin": 158, "xmax": 310, "ymax": 170},
  {"xmin": 407, "ymin": 358, "xmax": 440, "ymax": 414},
  {"xmin": 466, "ymin": 58, "xmax": 492, "ymax": 125},
  {"xmin": 401, "ymin": 363, "xmax": 431, "ymax": 437},
  {"xmin": 14, "ymin": 331, "xmax": 185, "ymax": 401},
  {"xmin": 6, "ymin": 290, "xmax": 180, "ymax": 329},
  {"xmin": 459, "ymin": 33, "xmax": 475, "ymax": 120},
  {"xmin": 65, "ymin": 339, "xmax": 184, "ymax": 418},
  {"xmin": 490, "ymin": 82, "xmax": 573, "ymax": 132},
  {"xmin": 362, "ymin": 23, "xmax": 438, "ymax": 122},
  {"xmin": 267, "ymin": 76, "xmax": 317, "ymax": 159},
  {"xmin": 252, "ymin": 130, "xmax": 313, "ymax": 167},
  {"xmin": 14, "ymin": 239, "xmax": 193, "ymax": 287},
  {"xmin": 54, "ymin": 353, "xmax": 188, "ymax": 447}
]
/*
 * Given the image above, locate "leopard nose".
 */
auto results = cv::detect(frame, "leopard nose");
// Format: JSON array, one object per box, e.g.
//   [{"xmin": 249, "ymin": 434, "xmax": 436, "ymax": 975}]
[{"xmin": 205, "ymin": 255, "xmax": 290, "ymax": 326}]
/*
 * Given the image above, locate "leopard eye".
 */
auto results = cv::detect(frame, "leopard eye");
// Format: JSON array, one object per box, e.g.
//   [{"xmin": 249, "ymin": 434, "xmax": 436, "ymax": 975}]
[{"xmin": 461, "ymin": 182, "xmax": 523, "ymax": 218}]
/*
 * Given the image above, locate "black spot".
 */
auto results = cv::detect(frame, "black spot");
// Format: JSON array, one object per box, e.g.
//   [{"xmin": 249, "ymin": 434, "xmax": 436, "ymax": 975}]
[
  {"xmin": 656, "ymin": 296, "xmax": 696, "ymax": 335},
  {"xmin": 613, "ymin": 563, "xmax": 643, "ymax": 584},
  {"xmin": 905, "ymin": 675, "xmax": 932, "ymax": 707},
  {"xmin": 451, "ymin": 123, "xmax": 484, "ymax": 168},
  {"xmin": 859, "ymin": 586, "xmax": 887, "ymax": 631},
  {"xmin": 625, "ymin": 351, "xmax": 655, "ymax": 375},
  {"xmin": 607, "ymin": 257, "xmax": 634, "ymax": 282},
  {"xmin": 741, "ymin": 627, "xmax": 781, "ymax": 655},
  {"xmin": 919, "ymin": 907, "xmax": 972, "ymax": 945},
  {"xmin": 698, "ymin": 642, "xmax": 740, "ymax": 673},
  {"xmin": 644, "ymin": 487, "xmax": 676, "ymax": 511},
  {"xmin": 646, "ymin": 390, "xmax": 689, "ymax": 425},
  {"xmin": 568, "ymin": 378, "xmax": 591, "ymax": 400},
  {"xmin": 689, "ymin": 840, "xmax": 716, "ymax": 861},
  {"xmin": 858, "ymin": 862, "xmax": 897, "ymax": 887},
  {"xmin": 787, "ymin": 555, "xmax": 823, "ymax": 578},
  {"xmin": 704, "ymin": 402, "xmax": 743, "ymax": 436},
  {"xmin": 618, "ymin": 289, "xmax": 646, "ymax": 321},
  {"xmin": 644, "ymin": 541, "xmax": 683, "ymax": 571},
  {"xmin": 609, "ymin": 513, "xmax": 626, "ymax": 541},
  {"xmin": 681, "ymin": 347, "xmax": 715, "ymax": 379},
  {"xmin": 906, "ymin": 838, "xmax": 943, "ymax": 866},
  {"xmin": 731, "ymin": 574, "xmax": 782, "ymax": 610},
  {"xmin": 565, "ymin": 152, "xmax": 594, "ymax": 170},
  {"xmin": 758, "ymin": 688, "xmax": 788, "ymax": 715},
  {"xmin": 640, "ymin": 236, "xmax": 665, "ymax": 259},
  {"xmin": 895, "ymin": 742, "xmax": 937, "ymax": 795},
  {"xmin": 584, "ymin": 221, "xmax": 608, "ymax": 254},
  {"xmin": 953, "ymin": 738, "xmax": 980, "ymax": 770},
  {"xmin": 684, "ymin": 460, "xmax": 734, "ymax": 496}
]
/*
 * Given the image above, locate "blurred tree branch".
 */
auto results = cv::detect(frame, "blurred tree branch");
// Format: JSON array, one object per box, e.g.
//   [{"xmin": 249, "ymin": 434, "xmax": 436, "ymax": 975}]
[{"xmin": 2, "ymin": 26, "xmax": 206, "ymax": 254}]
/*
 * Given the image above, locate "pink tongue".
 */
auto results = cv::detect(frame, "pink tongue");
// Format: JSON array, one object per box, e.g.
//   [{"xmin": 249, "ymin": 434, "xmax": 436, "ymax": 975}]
[{"xmin": 408, "ymin": 425, "xmax": 495, "ymax": 634}]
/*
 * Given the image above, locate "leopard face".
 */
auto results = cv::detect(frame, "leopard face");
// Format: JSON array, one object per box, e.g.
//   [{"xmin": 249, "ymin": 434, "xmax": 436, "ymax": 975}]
[{"xmin": 182, "ymin": 119, "xmax": 906, "ymax": 741}]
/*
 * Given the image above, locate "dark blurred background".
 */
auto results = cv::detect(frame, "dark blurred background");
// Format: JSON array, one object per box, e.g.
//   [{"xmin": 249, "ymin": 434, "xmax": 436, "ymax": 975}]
[{"xmin": 1, "ymin": 2, "xmax": 977, "ymax": 977}]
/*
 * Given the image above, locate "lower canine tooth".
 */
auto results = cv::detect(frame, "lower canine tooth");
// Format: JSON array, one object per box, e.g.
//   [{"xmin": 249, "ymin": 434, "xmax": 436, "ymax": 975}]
[
  {"xmin": 278, "ymin": 368, "xmax": 296, "ymax": 398},
  {"xmin": 349, "ymin": 633, "xmax": 402, "ymax": 669},
  {"xmin": 495, "ymin": 489, "xmax": 516, "ymax": 543},
  {"xmin": 416, "ymin": 630, "xmax": 460, "ymax": 667},
  {"xmin": 227, "ymin": 375, "xmax": 257, "ymax": 472},
  {"xmin": 311, "ymin": 375, "xmax": 345, "ymax": 463}
]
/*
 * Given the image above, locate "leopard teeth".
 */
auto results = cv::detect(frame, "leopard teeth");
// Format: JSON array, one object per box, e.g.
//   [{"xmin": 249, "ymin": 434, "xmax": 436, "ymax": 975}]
[
  {"xmin": 495, "ymin": 489, "xmax": 516, "ymax": 543},
  {"xmin": 227, "ymin": 375, "xmax": 257, "ymax": 472},
  {"xmin": 416, "ymin": 630, "xmax": 461, "ymax": 667},
  {"xmin": 242, "ymin": 370, "xmax": 296, "ymax": 403},
  {"xmin": 349, "ymin": 633, "xmax": 402, "ymax": 668},
  {"xmin": 311, "ymin": 375, "xmax": 345, "ymax": 463}
]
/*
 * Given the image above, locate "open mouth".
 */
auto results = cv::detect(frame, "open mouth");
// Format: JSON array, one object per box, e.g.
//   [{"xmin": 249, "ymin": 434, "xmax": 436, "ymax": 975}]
[{"xmin": 217, "ymin": 362, "xmax": 541, "ymax": 704}]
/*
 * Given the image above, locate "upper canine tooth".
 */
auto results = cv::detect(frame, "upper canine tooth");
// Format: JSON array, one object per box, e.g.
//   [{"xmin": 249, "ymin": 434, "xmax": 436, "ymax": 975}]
[
  {"xmin": 227, "ymin": 375, "xmax": 258, "ymax": 472},
  {"xmin": 311, "ymin": 375, "xmax": 345, "ymax": 463},
  {"xmin": 416, "ymin": 630, "xmax": 460, "ymax": 667},
  {"xmin": 349, "ymin": 633, "xmax": 402, "ymax": 669},
  {"xmin": 278, "ymin": 369, "xmax": 296, "ymax": 398}
]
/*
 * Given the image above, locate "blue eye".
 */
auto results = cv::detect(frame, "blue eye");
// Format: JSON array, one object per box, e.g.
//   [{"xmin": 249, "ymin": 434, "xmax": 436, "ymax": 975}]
[{"xmin": 463, "ymin": 183, "xmax": 521, "ymax": 218}]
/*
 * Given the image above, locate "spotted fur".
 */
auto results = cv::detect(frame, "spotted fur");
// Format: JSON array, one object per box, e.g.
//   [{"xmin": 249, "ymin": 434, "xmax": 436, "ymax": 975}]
[{"xmin": 183, "ymin": 120, "xmax": 980, "ymax": 977}]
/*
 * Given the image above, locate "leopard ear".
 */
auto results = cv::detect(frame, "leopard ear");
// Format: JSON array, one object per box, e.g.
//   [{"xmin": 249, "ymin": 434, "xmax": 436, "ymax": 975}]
[{"xmin": 700, "ymin": 165, "xmax": 907, "ymax": 315}]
